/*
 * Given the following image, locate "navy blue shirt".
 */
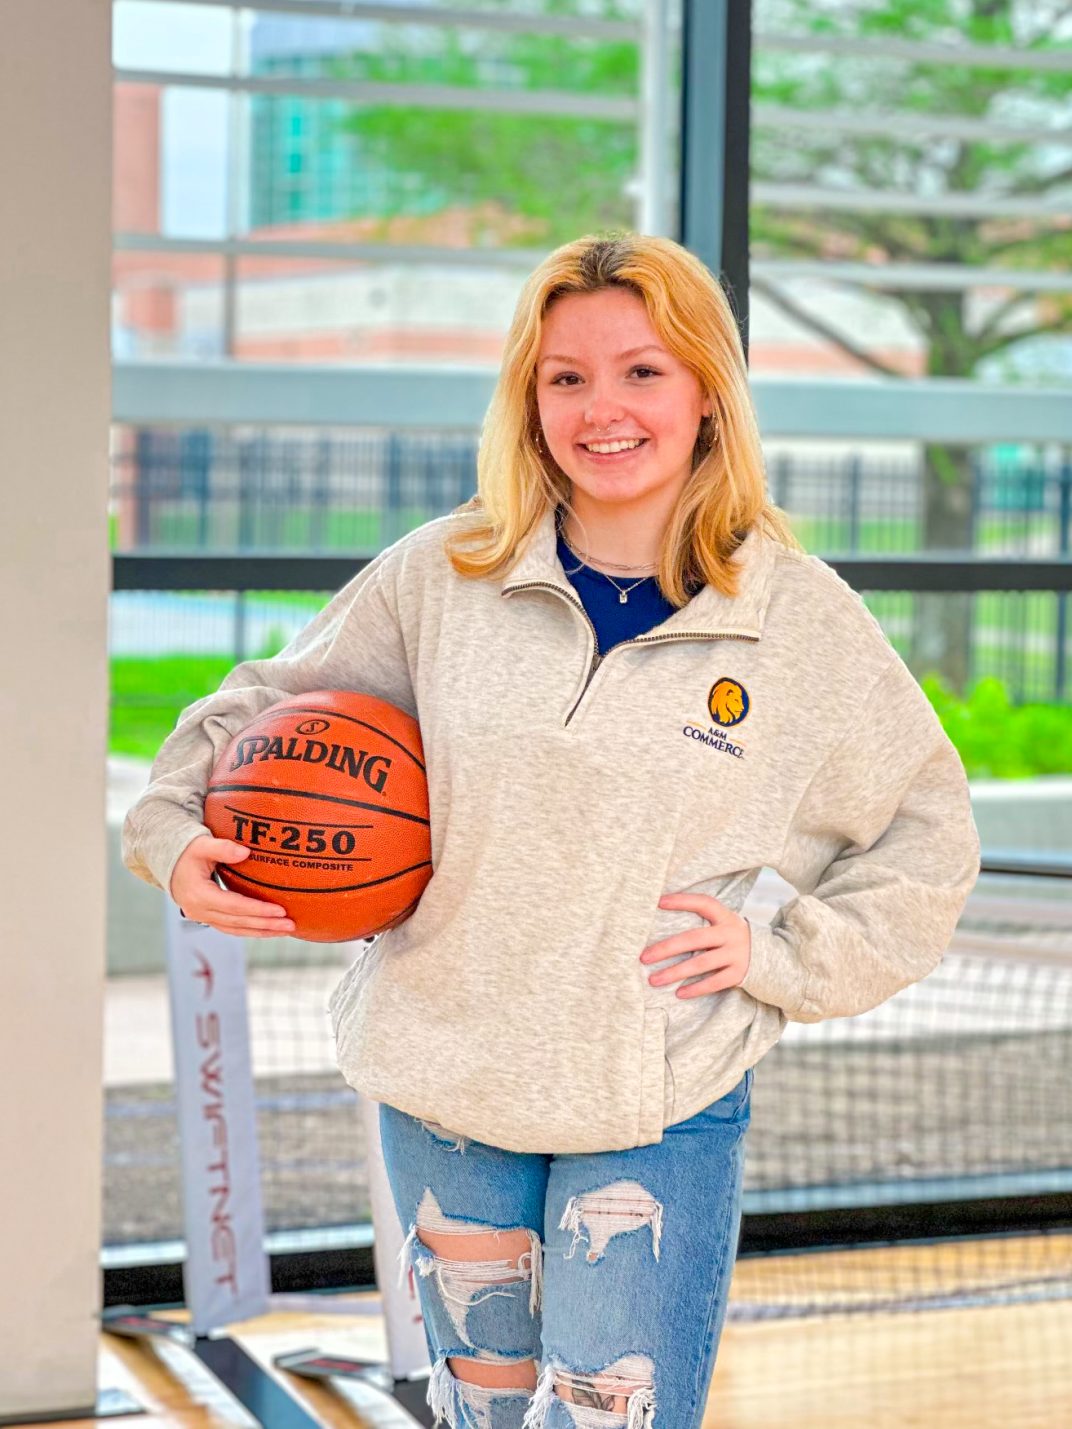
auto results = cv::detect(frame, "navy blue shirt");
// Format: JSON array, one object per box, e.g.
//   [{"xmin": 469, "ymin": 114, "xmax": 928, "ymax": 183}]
[{"xmin": 555, "ymin": 525, "xmax": 698, "ymax": 657}]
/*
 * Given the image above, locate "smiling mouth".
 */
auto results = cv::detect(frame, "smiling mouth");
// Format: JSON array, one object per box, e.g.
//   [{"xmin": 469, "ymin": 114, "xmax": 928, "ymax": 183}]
[{"xmin": 577, "ymin": 439, "xmax": 650, "ymax": 457}]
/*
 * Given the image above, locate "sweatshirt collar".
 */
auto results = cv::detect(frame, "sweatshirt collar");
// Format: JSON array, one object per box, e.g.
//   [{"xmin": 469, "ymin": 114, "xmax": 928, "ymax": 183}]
[{"xmin": 501, "ymin": 506, "xmax": 777, "ymax": 640}]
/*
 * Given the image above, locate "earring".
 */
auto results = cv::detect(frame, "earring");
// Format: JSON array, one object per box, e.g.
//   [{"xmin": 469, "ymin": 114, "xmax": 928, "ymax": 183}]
[
  {"xmin": 698, "ymin": 414, "xmax": 719, "ymax": 452},
  {"xmin": 534, "ymin": 428, "xmax": 545, "ymax": 453}
]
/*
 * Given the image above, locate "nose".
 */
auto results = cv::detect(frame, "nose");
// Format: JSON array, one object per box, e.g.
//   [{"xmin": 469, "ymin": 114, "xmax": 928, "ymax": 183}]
[{"xmin": 584, "ymin": 392, "xmax": 627, "ymax": 430}]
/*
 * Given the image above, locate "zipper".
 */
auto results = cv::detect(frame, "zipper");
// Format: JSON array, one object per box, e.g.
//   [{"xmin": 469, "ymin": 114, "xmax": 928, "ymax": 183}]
[
  {"xmin": 504, "ymin": 579, "xmax": 760, "ymax": 729},
  {"xmin": 563, "ymin": 629, "xmax": 761, "ymax": 726},
  {"xmin": 504, "ymin": 580, "xmax": 603, "ymax": 722}
]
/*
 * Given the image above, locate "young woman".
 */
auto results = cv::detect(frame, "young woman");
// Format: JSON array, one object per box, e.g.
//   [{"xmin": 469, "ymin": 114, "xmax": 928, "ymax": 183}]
[{"xmin": 124, "ymin": 232, "xmax": 980, "ymax": 1429}]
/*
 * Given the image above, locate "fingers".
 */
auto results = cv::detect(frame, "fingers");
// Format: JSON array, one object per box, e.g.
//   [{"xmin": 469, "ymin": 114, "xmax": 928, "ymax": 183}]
[
  {"xmin": 179, "ymin": 887, "xmax": 295, "ymax": 935},
  {"xmin": 640, "ymin": 928, "xmax": 726, "ymax": 963},
  {"xmin": 198, "ymin": 838, "xmax": 252, "ymax": 864},
  {"xmin": 180, "ymin": 836, "xmax": 250, "ymax": 867},
  {"xmin": 647, "ymin": 950, "xmax": 731, "ymax": 986},
  {"xmin": 658, "ymin": 892, "xmax": 726, "ymax": 918},
  {"xmin": 207, "ymin": 909, "xmax": 295, "ymax": 934},
  {"xmin": 202, "ymin": 887, "xmax": 290, "ymax": 921},
  {"xmin": 183, "ymin": 911, "xmax": 296, "ymax": 938},
  {"xmin": 675, "ymin": 967, "xmax": 743, "ymax": 998},
  {"xmin": 210, "ymin": 919, "xmax": 296, "ymax": 939}
]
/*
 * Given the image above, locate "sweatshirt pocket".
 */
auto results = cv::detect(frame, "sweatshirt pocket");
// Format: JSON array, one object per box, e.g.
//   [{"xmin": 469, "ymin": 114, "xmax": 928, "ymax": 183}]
[
  {"xmin": 637, "ymin": 1005, "xmax": 670, "ymax": 1145},
  {"xmin": 328, "ymin": 938, "xmax": 385, "ymax": 1061}
]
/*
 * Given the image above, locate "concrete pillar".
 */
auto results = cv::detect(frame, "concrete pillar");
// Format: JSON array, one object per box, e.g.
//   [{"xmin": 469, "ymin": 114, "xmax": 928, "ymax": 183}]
[{"xmin": 0, "ymin": 0, "xmax": 112, "ymax": 1416}]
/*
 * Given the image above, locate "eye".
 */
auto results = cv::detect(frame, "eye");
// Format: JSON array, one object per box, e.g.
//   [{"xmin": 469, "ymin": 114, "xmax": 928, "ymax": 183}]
[{"xmin": 548, "ymin": 368, "xmax": 660, "ymax": 385}]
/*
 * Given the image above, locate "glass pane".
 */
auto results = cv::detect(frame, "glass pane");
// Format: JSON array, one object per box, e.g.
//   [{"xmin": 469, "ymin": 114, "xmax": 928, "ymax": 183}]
[
  {"xmin": 112, "ymin": 251, "xmax": 226, "ymax": 358},
  {"xmin": 750, "ymin": 4, "xmax": 1072, "ymax": 397},
  {"xmin": 749, "ymin": 4, "xmax": 1072, "ymax": 838},
  {"xmin": 114, "ymin": 83, "xmax": 231, "ymax": 240},
  {"xmin": 232, "ymin": 254, "xmax": 525, "ymax": 363},
  {"xmin": 109, "ymin": 423, "xmax": 479, "ymax": 551},
  {"xmin": 113, "ymin": 0, "xmax": 234, "ymax": 76}
]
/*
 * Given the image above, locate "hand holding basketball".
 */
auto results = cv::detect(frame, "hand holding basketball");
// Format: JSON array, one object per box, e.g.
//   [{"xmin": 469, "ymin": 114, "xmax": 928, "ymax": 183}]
[
  {"xmin": 202, "ymin": 690, "xmax": 432, "ymax": 942},
  {"xmin": 170, "ymin": 835, "xmax": 297, "ymax": 939}
]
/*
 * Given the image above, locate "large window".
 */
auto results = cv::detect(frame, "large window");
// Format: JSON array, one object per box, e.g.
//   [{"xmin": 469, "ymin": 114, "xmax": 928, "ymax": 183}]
[{"xmin": 105, "ymin": 2, "xmax": 1072, "ymax": 1288}]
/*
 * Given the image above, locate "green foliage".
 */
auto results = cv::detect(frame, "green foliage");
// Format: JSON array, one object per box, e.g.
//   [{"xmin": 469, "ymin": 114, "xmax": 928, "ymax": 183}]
[
  {"xmin": 920, "ymin": 673, "xmax": 1072, "ymax": 778},
  {"xmin": 327, "ymin": 5, "xmax": 640, "ymax": 242},
  {"xmin": 110, "ymin": 654, "xmax": 238, "ymax": 759},
  {"xmin": 749, "ymin": 0, "xmax": 1072, "ymax": 381},
  {"xmin": 318, "ymin": 0, "xmax": 1072, "ymax": 378},
  {"xmin": 109, "ymin": 635, "xmax": 291, "ymax": 760},
  {"xmin": 110, "ymin": 648, "xmax": 1072, "ymax": 781}
]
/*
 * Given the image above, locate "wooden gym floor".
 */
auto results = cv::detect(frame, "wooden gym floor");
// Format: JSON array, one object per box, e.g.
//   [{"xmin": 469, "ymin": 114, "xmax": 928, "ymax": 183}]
[{"xmin": 19, "ymin": 1236, "xmax": 1072, "ymax": 1429}]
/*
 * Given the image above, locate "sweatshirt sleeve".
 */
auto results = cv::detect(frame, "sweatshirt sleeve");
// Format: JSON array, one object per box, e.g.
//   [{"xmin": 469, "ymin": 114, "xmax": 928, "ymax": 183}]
[
  {"xmin": 739, "ymin": 653, "xmax": 980, "ymax": 1023},
  {"xmin": 122, "ymin": 548, "xmax": 414, "ymax": 898}
]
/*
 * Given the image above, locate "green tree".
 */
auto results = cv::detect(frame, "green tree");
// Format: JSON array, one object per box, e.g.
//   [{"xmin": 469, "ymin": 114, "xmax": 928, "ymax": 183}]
[
  {"xmin": 327, "ymin": 0, "xmax": 1071, "ymax": 691},
  {"xmin": 751, "ymin": 0, "xmax": 1072, "ymax": 690},
  {"xmin": 331, "ymin": 0, "xmax": 641, "ymax": 245},
  {"xmin": 327, "ymin": 0, "xmax": 643, "ymax": 242}
]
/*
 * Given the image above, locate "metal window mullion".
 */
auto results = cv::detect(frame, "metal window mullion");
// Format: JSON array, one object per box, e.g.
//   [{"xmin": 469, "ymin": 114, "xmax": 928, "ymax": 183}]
[
  {"xmin": 112, "ymin": 236, "xmax": 1072, "ymax": 294},
  {"xmin": 753, "ymin": 259, "xmax": 1072, "ymax": 295},
  {"xmin": 752, "ymin": 181, "xmax": 1072, "ymax": 219},
  {"xmin": 679, "ymin": 0, "xmax": 751, "ymax": 359},
  {"xmin": 114, "ymin": 233, "xmax": 547, "ymax": 267},
  {"xmin": 110, "ymin": 366, "xmax": 1072, "ymax": 441},
  {"xmin": 132, "ymin": 0, "xmax": 641, "ymax": 43},
  {"xmin": 113, "ymin": 69, "xmax": 638, "ymax": 120},
  {"xmin": 222, "ymin": 9, "xmax": 243, "ymax": 360},
  {"xmin": 109, "ymin": 552, "xmax": 1072, "ymax": 594},
  {"xmin": 639, "ymin": 0, "xmax": 671, "ymax": 236},
  {"xmin": 754, "ymin": 101, "xmax": 1072, "ymax": 148},
  {"xmin": 755, "ymin": 29, "xmax": 1072, "ymax": 75}
]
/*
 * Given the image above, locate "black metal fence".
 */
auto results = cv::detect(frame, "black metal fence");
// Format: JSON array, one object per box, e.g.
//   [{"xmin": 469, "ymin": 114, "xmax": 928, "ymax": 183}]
[
  {"xmin": 112, "ymin": 429, "xmax": 479, "ymax": 553},
  {"xmin": 108, "ymin": 429, "xmax": 1072, "ymax": 704},
  {"xmin": 111, "ymin": 427, "xmax": 1072, "ymax": 558}
]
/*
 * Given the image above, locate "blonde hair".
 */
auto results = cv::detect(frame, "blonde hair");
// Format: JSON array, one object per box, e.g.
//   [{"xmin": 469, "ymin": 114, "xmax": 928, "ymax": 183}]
[{"xmin": 444, "ymin": 230, "xmax": 802, "ymax": 604}]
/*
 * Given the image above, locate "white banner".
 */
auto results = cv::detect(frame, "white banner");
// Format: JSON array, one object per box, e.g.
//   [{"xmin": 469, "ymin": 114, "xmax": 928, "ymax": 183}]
[
  {"xmin": 360, "ymin": 1095, "xmax": 431, "ymax": 1381},
  {"xmin": 165, "ymin": 903, "xmax": 271, "ymax": 1336}
]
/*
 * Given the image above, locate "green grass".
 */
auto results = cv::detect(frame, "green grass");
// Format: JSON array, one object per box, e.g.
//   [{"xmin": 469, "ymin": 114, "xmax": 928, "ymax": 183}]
[
  {"xmin": 116, "ymin": 502, "xmax": 1060, "ymax": 560},
  {"xmin": 138, "ymin": 506, "xmax": 435, "ymax": 551},
  {"xmin": 110, "ymin": 652, "xmax": 1072, "ymax": 776},
  {"xmin": 107, "ymin": 506, "xmax": 1072, "ymax": 772},
  {"xmin": 111, "ymin": 654, "xmax": 239, "ymax": 759},
  {"xmin": 924, "ymin": 675, "xmax": 1072, "ymax": 779},
  {"xmin": 789, "ymin": 512, "xmax": 1060, "ymax": 555},
  {"xmin": 244, "ymin": 591, "xmax": 330, "ymax": 613}
]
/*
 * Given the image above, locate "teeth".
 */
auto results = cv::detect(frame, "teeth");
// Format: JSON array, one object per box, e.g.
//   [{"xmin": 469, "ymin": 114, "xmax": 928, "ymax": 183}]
[{"xmin": 583, "ymin": 438, "xmax": 644, "ymax": 454}]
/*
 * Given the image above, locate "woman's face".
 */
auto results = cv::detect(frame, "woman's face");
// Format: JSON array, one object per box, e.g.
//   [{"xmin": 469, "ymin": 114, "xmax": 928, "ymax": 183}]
[{"xmin": 535, "ymin": 287, "xmax": 711, "ymax": 519}]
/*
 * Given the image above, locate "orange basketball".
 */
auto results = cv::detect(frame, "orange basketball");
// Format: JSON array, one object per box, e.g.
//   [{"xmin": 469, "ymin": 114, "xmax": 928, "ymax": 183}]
[{"xmin": 203, "ymin": 690, "xmax": 432, "ymax": 942}]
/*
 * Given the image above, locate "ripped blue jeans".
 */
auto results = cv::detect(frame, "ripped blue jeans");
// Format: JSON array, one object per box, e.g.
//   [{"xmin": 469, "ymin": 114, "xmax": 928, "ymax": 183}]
[{"xmin": 378, "ymin": 1068, "xmax": 751, "ymax": 1429}]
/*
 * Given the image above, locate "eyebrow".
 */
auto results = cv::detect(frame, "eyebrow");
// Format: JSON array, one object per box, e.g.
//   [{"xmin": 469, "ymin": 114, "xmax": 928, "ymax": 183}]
[{"xmin": 537, "ymin": 344, "xmax": 668, "ymax": 367}]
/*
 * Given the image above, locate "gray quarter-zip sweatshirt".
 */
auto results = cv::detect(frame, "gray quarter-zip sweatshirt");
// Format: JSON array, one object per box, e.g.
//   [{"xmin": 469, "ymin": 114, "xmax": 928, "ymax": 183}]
[{"xmin": 123, "ymin": 507, "xmax": 981, "ymax": 1154}]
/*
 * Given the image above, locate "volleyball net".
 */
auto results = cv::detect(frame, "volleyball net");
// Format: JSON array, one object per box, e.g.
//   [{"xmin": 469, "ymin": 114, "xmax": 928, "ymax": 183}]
[{"xmin": 102, "ymin": 860, "xmax": 1072, "ymax": 1323}]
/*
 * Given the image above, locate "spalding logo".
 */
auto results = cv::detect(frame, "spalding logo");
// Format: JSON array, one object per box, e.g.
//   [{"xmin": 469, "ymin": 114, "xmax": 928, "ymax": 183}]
[{"xmin": 707, "ymin": 678, "xmax": 749, "ymax": 727}]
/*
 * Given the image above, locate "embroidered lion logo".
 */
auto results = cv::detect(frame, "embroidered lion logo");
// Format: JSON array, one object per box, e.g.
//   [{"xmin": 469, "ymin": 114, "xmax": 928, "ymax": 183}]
[{"xmin": 707, "ymin": 678, "xmax": 749, "ymax": 727}]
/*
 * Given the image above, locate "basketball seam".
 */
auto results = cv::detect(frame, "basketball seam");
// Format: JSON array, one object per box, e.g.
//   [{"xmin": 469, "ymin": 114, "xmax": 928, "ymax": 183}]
[
  {"xmin": 220, "ymin": 802, "xmax": 373, "ymax": 830},
  {"xmin": 223, "ymin": 858, "xmax": 433, "ymax": 895},
  {"xmin": 235, "ymin": 704, "xmax": 426, "ymax": 773},
  {"xmin": 207, "ymin": 783, "xmax": 430, "ymax": 826}
]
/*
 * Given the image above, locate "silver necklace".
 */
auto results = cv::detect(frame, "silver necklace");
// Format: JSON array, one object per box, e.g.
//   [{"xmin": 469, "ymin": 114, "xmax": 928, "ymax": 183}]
[
  {"xmin": 561, "ymin": 533, "xmax": 656, "ymax": 604},
  {"xmin": 602, "ymin": 571, "xmax": 652, "ymax": 605}
]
